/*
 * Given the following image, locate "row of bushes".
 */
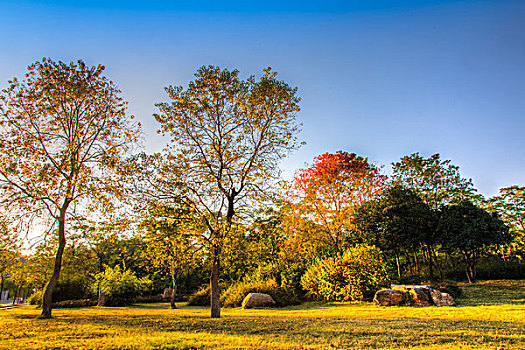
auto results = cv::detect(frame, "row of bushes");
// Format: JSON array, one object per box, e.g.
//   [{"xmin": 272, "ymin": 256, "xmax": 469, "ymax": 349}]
[{"xmin": 188, "ymin": 244, "xmax": 392, "ymax": 306}]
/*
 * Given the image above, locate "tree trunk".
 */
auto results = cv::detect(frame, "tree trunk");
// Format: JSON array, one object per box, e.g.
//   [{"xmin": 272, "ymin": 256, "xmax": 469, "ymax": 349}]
[
  {"xmin": 170, "ymin": 259, "xmax": 178, "ymax": 309},
  {"xmin": 427, "ymin": 244, "xmax": 434, "ymax": 280},
  {"xmin": 210, "ymin": 244, "xmax": 221, "ymax": 318},
  {"xmin": 12, "ymin": 286, "xmax": 19, "ymax": 305},
  {"xmin": 0, "ymin": 275, "xmax": 4, "ymax": 299},
  {"xmin": 41, "ymin": 202, "xmax": 69, "ymax": 318},
  {"xmin": 395, "ymin": 251, "xmax": 402, "ymax": 280},
  {"xmin": 464, "ymin": 253, "xmax": 477, "ymax": 283},
  {"xmin": 414, "ymin": 251, "xmax": 420, "ymax": 275}
]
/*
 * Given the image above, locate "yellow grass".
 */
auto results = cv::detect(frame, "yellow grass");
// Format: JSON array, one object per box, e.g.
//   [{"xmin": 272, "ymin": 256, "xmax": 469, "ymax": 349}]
[{"xmin": 1, "ymin": 280, "xmax": 524, "ymax": 349}]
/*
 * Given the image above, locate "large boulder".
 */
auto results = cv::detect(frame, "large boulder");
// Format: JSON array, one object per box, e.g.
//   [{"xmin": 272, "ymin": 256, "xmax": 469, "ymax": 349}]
[
  {"xmin": 241, "ymin": 293, "xmax": 276, "ymax": 309},
  {"xmin": 373, "ymin": 289, "xmax": 405, "ymax": 306},
  {"xmin": 392, "ymin": 285, "xmax": 433, "ymax": 306},
  {"xmin": 430, "ymin": 289, "xmax": 457, "ymax": 307}
]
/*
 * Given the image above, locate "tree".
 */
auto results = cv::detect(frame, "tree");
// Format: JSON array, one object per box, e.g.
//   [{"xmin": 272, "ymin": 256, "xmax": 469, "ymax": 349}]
[
  {"xmin": 489, "ymin": 185, "xmax": 525, "ymax": 259},
  {"xmin": 392, "ymin": 153, "xmax": 478, "ymax": 210},
  {"xmin": 438, "ymin": 201, "xmax": 510, "ymax": 283},
  {"xmin": 140, "ymin": 203, "xmax": 200, "ymax": 309},
  {"xmin": 0, "ymin": 58, "xmax": 139, "ymax": 318},
  {"xmin": 154, "ymin": 65, "xmax": 301, "ymax": 317},
  {"xmin": 354, "ymin": 185, "xmax": 435, "ymax": 279},
  {"xmin": 288, "ymin": 151, "xmax": 387, "ymax": 252},
  {"xmin": 0, "ymin": 219, "xmax": 20, "ymax": 299}
]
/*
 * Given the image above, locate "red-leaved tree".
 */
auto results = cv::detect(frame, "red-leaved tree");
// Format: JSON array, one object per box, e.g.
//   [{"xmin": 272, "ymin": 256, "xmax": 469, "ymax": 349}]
[{"xmin": 288, "ymin": 151, "xmax": 388, "ymax": 252}]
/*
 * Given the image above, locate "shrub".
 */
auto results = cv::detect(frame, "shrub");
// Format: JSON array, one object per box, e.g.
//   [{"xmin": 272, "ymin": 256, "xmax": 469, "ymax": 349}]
[
  {"xmin": 221, "ymin": 279, "xmax": 300, "ymax": 307},
  {"xmin": 301, "ymin": 244, "xmax": 390, "ymax": 302},
  {"xmin": 28, "ymin": 290, "xmax": 44, "ymax": 306},
  {"xmin": 52, "ymin": 279, "xmax": 90, "ymax": 302},
  {"xmin": 54, "ymin": 299, "xmax": 97, "ymax": 308},
  {"xmin": 96, "ymin": 266, "xmax": 152, "ymax": 306},
  {"xmin": 187, "ymin": 285, "xmax": 211, "ymax": 306}
]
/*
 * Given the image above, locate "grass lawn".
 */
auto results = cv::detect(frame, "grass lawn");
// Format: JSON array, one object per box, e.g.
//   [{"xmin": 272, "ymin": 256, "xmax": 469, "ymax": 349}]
[{"xmin": 1, "ymin": 280, "xmax": 524, "ymax": 349}]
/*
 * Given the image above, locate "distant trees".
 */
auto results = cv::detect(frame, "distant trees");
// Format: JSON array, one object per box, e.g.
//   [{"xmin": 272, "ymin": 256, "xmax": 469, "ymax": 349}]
[
  {"xmin": 154, "ymin": 66, "xmax": 301, "ymax": 318},
  {"xmin": 0, "ymin": 58, "xmax": 139, "ymax": 318},
  {"xmin": 438, "ymin": 201, "xmax": 510, "ymax": 282}
]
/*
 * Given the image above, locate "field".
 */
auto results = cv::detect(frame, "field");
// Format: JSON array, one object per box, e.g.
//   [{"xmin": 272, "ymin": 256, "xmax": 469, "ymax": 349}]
[{"xmin": 1, "ymin": 280, "xmax": 524, "ymax": 349}]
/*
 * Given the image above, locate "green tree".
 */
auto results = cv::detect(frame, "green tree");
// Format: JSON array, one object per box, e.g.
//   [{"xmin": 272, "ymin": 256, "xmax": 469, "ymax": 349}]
[
  {"xmin": 0, "ymin": 58, "xmax": 139, "ymax": 318},
  {"xmin": 154, "ymin": 66, "xmax": 301, "ymax": 318},
  {"xmin": 392, "ymin": 153, "xmax": 478, "ymax": 210},
  {"xmin": 140, "ymin": 203, "xmax": 200, "ymax": 309},
  {"xmin": 354, "ymin": 185, "xmax": 435, "ymax": 279},
  {"xmin": 489, "ymin": 185, "xmax": 525, "ymax": 259},
  {"xmin": 438, "ymin": 201, "xmax": 510, "ymax": 283}
]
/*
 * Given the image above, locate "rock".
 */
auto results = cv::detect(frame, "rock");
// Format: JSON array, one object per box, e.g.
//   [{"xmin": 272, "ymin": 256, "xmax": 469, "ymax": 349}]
[
  {"xmin": 373, "ymin": 289, "xmax": 405, "ymax": 306},
  {"xmin": 162, "ymin": 288, "xmax": 174, "ymax": 298},
  {"xmin": 430, "ymin": 289, "xmax": 456, "ymax": 306},
  {"xmin": 241, "ymin": 293, "xmax": 276, "ymax": 309},
  {"xmin": 392, "ymin": 285, "xmax": 433, "ymax": 306},
  {"xmin": 97, "ymin": 292, "xmax": 106, "ymax": 306}
]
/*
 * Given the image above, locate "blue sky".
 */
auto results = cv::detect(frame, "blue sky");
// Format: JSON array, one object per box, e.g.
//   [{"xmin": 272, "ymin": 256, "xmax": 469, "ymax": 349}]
[{"xmin": 1, "ymin": 0, "xmax": 524, "ymax": 197}]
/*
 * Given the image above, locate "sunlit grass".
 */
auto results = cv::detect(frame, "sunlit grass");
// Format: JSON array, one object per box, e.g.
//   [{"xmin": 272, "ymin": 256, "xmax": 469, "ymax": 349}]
[{"xmin": 1, "ymin": 280, "xmax": 524, "ymax": 349}]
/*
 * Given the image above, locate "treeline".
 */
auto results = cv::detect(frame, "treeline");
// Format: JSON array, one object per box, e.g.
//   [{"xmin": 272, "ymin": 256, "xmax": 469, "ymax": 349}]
[{"xmin": 0, "ymin": 59, "xmax": 523, "ymax": 318}]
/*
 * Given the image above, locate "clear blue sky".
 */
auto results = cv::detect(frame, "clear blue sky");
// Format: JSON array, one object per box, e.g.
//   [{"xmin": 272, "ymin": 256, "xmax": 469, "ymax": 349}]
[{"xmin": 1, "ymin": 0, "xmax": 524, "ymax": 197}]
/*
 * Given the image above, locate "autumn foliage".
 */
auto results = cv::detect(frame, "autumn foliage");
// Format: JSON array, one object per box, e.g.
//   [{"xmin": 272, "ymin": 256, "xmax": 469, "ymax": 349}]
[{"xmin": 287, "ymin": 151, "xmax": 388, "ymax": 251}]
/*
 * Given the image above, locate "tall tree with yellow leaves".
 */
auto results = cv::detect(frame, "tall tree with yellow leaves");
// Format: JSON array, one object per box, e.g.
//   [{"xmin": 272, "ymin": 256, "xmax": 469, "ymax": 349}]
[{"xmin": 0, "ymin": 58, "xmax": 140, "ymax": 318}]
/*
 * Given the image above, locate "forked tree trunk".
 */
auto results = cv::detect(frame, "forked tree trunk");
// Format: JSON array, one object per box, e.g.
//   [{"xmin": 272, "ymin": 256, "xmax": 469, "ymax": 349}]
[
  {"xmin": 41, "ymin": 202, "xmax": 69, "ymax": 318},
  {"xmin": 210, "ymin": 244, "xmax": 221, "ymax": 318},
  {"xmin": 464, "ymin": 253, "xmax": 477, "ymax": 283}
]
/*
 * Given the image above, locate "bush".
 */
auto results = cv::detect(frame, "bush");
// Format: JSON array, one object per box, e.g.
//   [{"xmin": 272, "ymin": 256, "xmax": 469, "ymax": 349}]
[
  {"xmin": 301, "ymin": 244, "xmax": 390, "ymax": 302},
  {"xmin": 96, "ymin": 266, "xmax": 152, "ymax": 306},
  {"xmin": 54, "ymin": 299, "xmax": 97, "ymax": 308},
  {"xmin": 187, "ymin": 285, "xmax": 211, "ymax": 306},
  {"xmin": 221, "ymin": 279, "xmax": 300, "ymax": 307},
  {"xmin": 28, "ymin": 290, "xmax": 44, "ymax": 306},
  {"xmin": 52, "ymin": 279, "xmax": 91, "ymax": 302}
]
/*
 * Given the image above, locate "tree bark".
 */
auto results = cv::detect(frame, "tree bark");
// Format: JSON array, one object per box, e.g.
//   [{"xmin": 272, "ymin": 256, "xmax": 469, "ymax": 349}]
[
  {"xmin": 0, "ymin": 275, "xmax": 4, "ymax": 299},
  {"xmin": 170, "ymin": 256, "xmax": 178, "ymax": 309},
  {"xmin": 41, "ymin": 201, "xmax": 70, "ymax": 318},
  {"xmin": 427, "ymin": 244, "xmax": 434, "ymax": 280},
  {"xmin": 210, "ymin": 244, "xmax": 221, "ymax": 318}
]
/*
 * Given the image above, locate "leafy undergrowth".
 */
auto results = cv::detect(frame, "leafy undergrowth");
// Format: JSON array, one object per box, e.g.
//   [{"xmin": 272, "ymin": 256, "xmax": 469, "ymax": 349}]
[{"xmin": 0, "ymin": 280, "xmax": 524, "ymax": 349}]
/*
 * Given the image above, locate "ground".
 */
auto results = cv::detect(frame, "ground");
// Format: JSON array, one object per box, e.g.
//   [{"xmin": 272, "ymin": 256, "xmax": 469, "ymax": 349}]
[{"xmin": 0, "ymin": 280, "xmax": 524, "ymax": 349}]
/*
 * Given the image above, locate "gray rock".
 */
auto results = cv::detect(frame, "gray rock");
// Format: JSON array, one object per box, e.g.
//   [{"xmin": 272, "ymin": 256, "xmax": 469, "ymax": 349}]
[
  {"xmin": 241, "ymin": 293, "xmax": 276, "ymax": 309},
  {"xmin": 430, "ymin": 289, "xmax": 456, "ymax": 306}
]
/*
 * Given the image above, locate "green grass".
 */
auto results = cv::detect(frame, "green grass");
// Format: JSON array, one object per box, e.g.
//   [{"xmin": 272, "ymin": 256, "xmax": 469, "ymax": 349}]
[{"xmin": 1, "ymin": 280, "xmax": 524, "ymax": 349}]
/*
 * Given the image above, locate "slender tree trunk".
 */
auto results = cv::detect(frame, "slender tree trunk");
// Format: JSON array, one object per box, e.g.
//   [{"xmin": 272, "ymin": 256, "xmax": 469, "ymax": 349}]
[
  {"xmin": 41, "ymin": 202, "xmax": 70, "ymax": 318},
  {"xmin": 210, "ymin": 244, "xmax": 221, "ymax": 318},
  {"xmin": 12, "ymin": 286, "xmax": 19, "ymax": 305},
  {"xmin": 0, "ymin": 275, "xmax": 4, "ymax": 299},
  {"xmin": 394, "ymin": 250, "xmax": 402, "ymax": 280},
  {"xmin": 427, "ymin": 244, "xmax": 434, "ymax": 280},
  {"xmin": 414, "ymin": 251, "xmax": 420, "ymax": 275},
  {"xmin": 170, "ymin": 255, "xmax": 178, "ymax": 309}
]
